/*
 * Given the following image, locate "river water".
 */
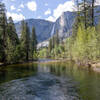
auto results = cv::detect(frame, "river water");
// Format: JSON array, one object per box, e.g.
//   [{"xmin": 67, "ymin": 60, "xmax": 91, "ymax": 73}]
[{"xmin": 0, "ymin": 60, "xmax": 100, "ymax": 100}]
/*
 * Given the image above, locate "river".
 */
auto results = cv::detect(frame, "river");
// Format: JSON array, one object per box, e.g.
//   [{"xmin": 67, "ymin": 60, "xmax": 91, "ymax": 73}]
[{"xmin": 0, "ymin": 60, "xmax": 100, "ymax": 100}]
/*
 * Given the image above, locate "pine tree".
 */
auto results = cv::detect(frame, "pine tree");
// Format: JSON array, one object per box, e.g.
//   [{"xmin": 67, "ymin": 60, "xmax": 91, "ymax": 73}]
[
  {"xmin": 91, "ymin": 0, "xmax": 95, "ymax": 26},
  {"xmin": 7, "ymin": 17, "xmax": 19, "ymax": 45},
  {"xmin": 20, "ymin": 20, "xmax": 30, "ymax": 61},
  {"xmin": 0, "ymin": 2, "xmax": 7, "ymax": 62},
  {"xmin": 55, "ymin": 30, "xmax": 59, "ymax": 46},
  {"xmin": 6, "ymin": 17, "xmax": 19, "ymax": 63},
  {"xmin": 31, "ymin": 27, "xmax": 37, "ymax": 60},
  {"xmin": 0, "ymin": 30, "xmax": 4, "ymax": 61},
  {"xmin": 83, "ymin": 0, "xmax": 87, "ymax": 28},
  {"xmin": 48, "ymin": 38, "xmax": 52, "ymax": 53}
]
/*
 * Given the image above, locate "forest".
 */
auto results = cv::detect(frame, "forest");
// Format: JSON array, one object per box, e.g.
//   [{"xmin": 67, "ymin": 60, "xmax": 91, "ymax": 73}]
[
  {"xmin": 0, "ymin": 2, "xmax": 37, "ymax": 64},
  {"xmin": 0, "ymin": 0, "xmax": 100, "ymax": 66},
  {"xmin": 39, "ymin": 0, "xmax": 100, "ymax": 66}
]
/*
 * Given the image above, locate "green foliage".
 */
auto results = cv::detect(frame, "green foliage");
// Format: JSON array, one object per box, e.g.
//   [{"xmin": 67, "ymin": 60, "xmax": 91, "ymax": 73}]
[
  {"xmin": 65, "ymin": 22, "xmax": 100, "ymax": 62},
  {"xmin": 47, "ymin": 30, "xmax": 60, "ymax": 58},
  {"xmin": 46, "ymin": 19, "xmax": 100, "ymax": 62},
  {"xmin": 30, "ymin": 27, "xmax": 37, "ymax": 60},
  {"xmin": 20, "ymin": 20, "xmax": 30, "ymax": 61},
  {"xmin": 0, "ymin": 1, "xmax": 99, "ymax": 64},
  {"xmin": 0, "ymin": 2, "xmax": 7, "ymax": 62},
  {"xmin": 0, "ymin": 35, "xmax": 4, "ymax": 61},
  {"xmin": 0, "ymin": 2, "xmax": 37, "ymax": 64},
  {"xmin": 72, "ymin": 23, "xmax": 87, "ymax": 60},
  {"xmin": 4, "ymin": 17, "xmax": 19, "ymax": 63},
  {"xmin": 38, "ymin": 48, "xmax": 48, "ymax": 58},
  {"xmin": 48, "ymin": 38, "xmax": 52, "ymax": 53}
]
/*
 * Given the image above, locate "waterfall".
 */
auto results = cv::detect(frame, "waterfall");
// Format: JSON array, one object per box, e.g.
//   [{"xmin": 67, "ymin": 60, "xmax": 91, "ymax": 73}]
[{"xmin": 50, "ymin": 24, "xmax": 55, "ymax": 37}]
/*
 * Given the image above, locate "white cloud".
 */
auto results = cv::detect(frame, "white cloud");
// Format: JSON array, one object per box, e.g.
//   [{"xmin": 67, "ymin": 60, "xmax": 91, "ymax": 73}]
[
  {"xmin": 45, "ymin": 3, "xmax": 48, "ymax": 6},
  {"xmin": 7, "ymin": 12, "xmax": 25, "ymax": 21},
  {"xmin": 53, "ymin": 0, "xmax": 76, "ymax": 20},
  {"xmin": 46, "ymin": 16, "xmax": 55, "ymax": 22},
  {"xmin": 37, "ymin": 16, "xmax": 41, "ymax": 19},
  {"xmin": 17, "ymin": 9, "xmax": 21, "ymax": 12},
  {"xmin": 44, "ymin": 8, "xmax": 51, "ymax": 15},
  {"xmin": 10, "ymin": 0, "xmax": 15, "ymax": 1},
  {"xmin": 10, "ymin": 5, "xmax": 16, "ymax": 11},
  {"xmin": 46, "ymin": 0, "xmax": 76, "ymax": 22},
  {"xmin": 95, "ymin": 0, "xmax": 100, "ymax": 5},
  {"xmin": 19, "ymin": 4, "xmax": 24, "ymax": 8},
  {"xmin": 27, "ymin": 1, "xmax": 37, "ymax": 11}
]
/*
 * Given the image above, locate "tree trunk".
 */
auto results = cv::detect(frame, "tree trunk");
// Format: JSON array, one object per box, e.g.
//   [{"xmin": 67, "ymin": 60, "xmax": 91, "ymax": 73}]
[
  {"xmin": 84, "ymin": 0, "xmax": 87, "ymax": 28},
  {"xmin": 91, "ymin": 0, "xmax": 95, "ymax": 26},
  {"xmin": 26, "ymin": 51, "xmax": 29, "ymax": 61}
]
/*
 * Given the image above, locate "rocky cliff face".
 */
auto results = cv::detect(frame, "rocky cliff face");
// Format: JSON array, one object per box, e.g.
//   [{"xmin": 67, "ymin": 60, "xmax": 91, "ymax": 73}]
[
  {"xmin": 54, "ymin": 11, "xmax": 76, "ymax": 40},
  {"xmin": 53, "ymin": 6, "xmax": 100, "ymax": 40},
  {"xmin": 15, "ymin": 19, "xmax": 54, "ymax": 43},
  {"xmin": 15, "ymin": 12, "xmax": 76, "ymax": 43},
  {"xmin": 15, "ymin": 6, "xmax": 100, "ymax": 43}
]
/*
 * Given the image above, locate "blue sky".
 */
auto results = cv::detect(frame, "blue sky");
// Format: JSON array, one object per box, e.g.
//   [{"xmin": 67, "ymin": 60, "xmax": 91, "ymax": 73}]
[
  {"xmin": 2, "ymin": 0, "xmax": 100, "ymax": 22},
  {"xmin": 2, "ymin": 0, "xmax": 99, "ymax": 22},
  {"xmin": 1, "ymin": 0, "xmax": 77, "ymax": 22}
]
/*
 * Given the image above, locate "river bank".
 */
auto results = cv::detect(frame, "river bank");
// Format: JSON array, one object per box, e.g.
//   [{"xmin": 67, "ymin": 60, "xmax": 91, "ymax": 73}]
[
  {"xmin": 37, "ymin": 58, "xmax": 100, "ymax": 73},
  {"xmin": 0, "ymin": 59, "xmax": 38, "ymax": 67},
  {"xmin": 0, "ymin": 63, "xmax": 4, "ymax": 66},
  {"xmin": 0, "ymin": 58, "xmax": 100, "ymax": 100},
  {"xmin": 1, "ymin": 58, "xmax": 100, "ymax": 73},
  {"xmin": 74, "ymin": 60, "xmax": 100, "ymax": 73}
]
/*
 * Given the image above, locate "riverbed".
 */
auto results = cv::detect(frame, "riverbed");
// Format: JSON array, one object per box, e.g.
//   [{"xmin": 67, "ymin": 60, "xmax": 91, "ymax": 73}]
[{"xmin": 0, "ymin": 60, "xmax": 100, "ymax": 100}]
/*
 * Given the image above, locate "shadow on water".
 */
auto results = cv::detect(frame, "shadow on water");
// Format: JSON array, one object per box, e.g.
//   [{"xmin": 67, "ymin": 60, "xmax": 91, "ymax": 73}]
[{"xmin": 0, "ymin": 61, "xmax": 100, "ymax": 100}]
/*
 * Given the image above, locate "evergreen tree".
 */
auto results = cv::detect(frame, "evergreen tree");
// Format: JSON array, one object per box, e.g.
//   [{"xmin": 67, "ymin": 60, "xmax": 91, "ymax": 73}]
[
  {"xmin": 31, "ymin": 27, "xmax": 37, "ymax": 60},
  {"xmin": 0, "ymin": 2, "xmax": 7, "ymax": 62},
  {"xmin": 0, "ymin": 30, "xmax": 4, "ymax": 61},
  {"xmin": 87, "ymin": 26, "xmax": 97, "ymax": 60},
  {"xmin": 91, "ymin": 0, "xmax": 95, "ymax": 26},
  {"xmin": 20, "ymin": 20, "xmax": 30, "ymax": 61},
  {"xmin": 6, "ymin": 17, "xmax": 19, "ymax": 63},
  {"xmin": 55, "ymin": 30, "xmax": 59, "ymax": 46},
  {"xmin": 7, "ymin": 17, "xmax": 19, "ymax": 45},
  {"xmin": 48, "ymin": 38, "xmax": 52, "ymax": 53}
]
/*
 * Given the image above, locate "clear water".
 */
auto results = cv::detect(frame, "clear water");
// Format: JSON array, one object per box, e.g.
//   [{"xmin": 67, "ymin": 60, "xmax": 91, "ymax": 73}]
[{"xmin": 0, "ymin": 61, "xmax": 100, "ymax": 100}]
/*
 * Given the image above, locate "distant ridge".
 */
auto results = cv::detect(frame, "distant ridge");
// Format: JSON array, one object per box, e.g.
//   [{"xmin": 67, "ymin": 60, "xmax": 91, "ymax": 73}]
[{"xmin": 15, "ymin": 6, "xmax": 100, "ymax": 43}]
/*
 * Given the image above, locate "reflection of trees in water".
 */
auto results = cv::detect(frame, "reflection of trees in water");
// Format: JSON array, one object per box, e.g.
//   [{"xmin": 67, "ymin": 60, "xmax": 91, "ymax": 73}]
[
  {"xmin": 46, "ymin": 62, "xmax": 76, "ymax": 77},
  {"xmin": 37, "ymin": 64, "xmax": 50, "ymax": 73},
  {"xmin": 0, "ymin": 63, "xmax": 38, "ymax": 84},
  {"xmin": 48, "ymin": 63, "xmax": 68, "ymax": 76},
  {"xmin": 0, "ymin": 68, "xmax": 7, "ymax": 84}
]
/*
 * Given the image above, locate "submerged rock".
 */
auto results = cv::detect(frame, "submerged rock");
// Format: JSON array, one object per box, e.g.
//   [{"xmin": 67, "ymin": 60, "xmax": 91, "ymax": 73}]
[{"xmin": 0, "ymin": 73, "xmax": 81, "ymax": 100}]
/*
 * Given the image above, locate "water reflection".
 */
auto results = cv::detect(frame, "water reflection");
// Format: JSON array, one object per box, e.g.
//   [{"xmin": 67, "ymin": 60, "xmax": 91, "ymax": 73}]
[
  {"xmin": 0, "ymin": 63, "xmax": 38, "ymax": 84},
  {"xmin": 0, "ymin": 62, "xmax": 80, "ymax": 100},
  {"xmin": 38, "ymin": 64, "xmax": 50, "ymax": 73},
  {"xmin": 0, "ymin": 61, "xmax": 100, "ymax": 100},
  {"xmin": 42, "ymin": 62, "xmax": 100, "ymax": 100}
]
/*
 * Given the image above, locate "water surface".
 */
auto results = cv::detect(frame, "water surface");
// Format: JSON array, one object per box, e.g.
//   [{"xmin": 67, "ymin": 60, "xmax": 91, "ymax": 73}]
[{"xmin": 0, "ymin": 60, "xmax": 100, "ymax": 100}]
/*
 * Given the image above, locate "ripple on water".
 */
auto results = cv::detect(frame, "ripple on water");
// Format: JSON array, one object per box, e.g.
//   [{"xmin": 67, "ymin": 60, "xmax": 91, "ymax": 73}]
[{"xmin": 0, "ymin": 73, "xmax": 81, "ymax": 100}]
